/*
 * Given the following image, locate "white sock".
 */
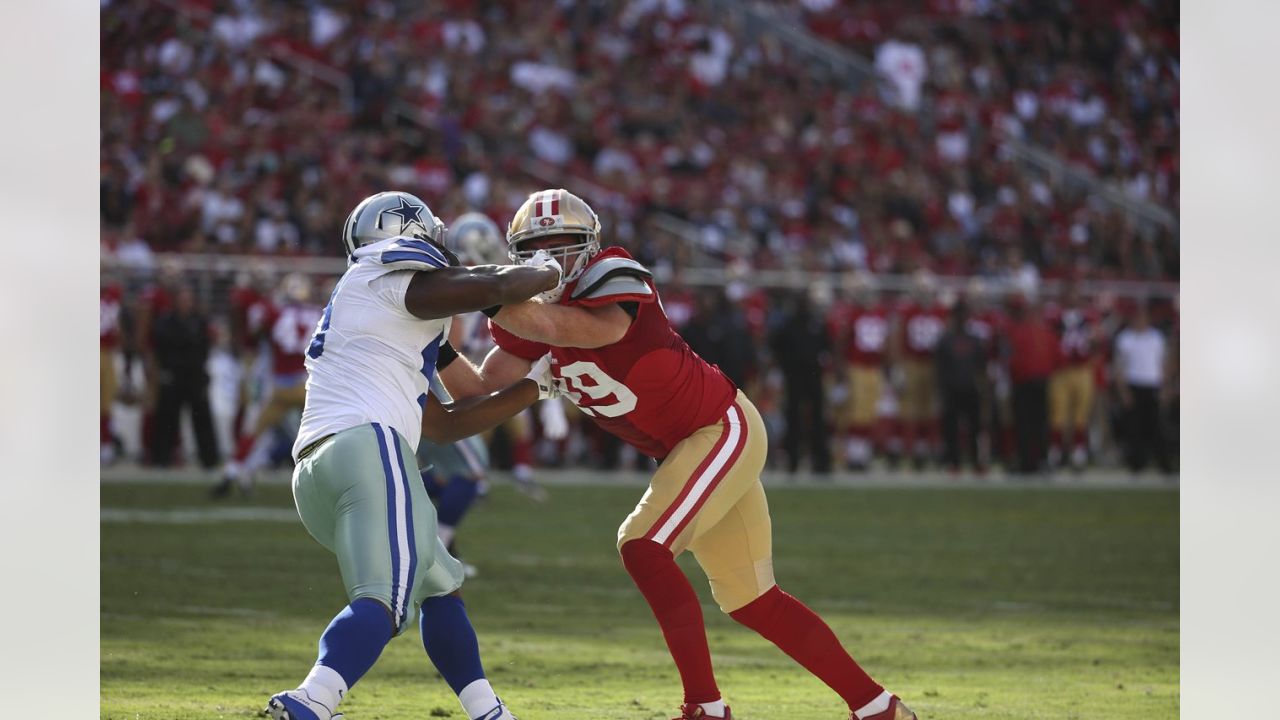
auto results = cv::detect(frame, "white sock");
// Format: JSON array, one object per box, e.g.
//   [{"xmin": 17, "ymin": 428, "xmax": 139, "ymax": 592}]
[
  {"xmin": 438, "ymin": 524, "xmax": 456, "ymax": 547},
  {"xmin": 699, "ymin": 699, "xmax": 727, "ymax": 716},
  {"xmin": 242, "ymin": 432, "xmax": 274, "ymax": 474},
  {"xmin": 458, "ymin": 678, "xmax": 500, "ymax": 719},
  {"xmin": 299, "ymin": 663, "xmax": 347, "ymax": 714},
  {"xmin": 854, "ymin": 690, "xmax": 892, "ymax": 719}
]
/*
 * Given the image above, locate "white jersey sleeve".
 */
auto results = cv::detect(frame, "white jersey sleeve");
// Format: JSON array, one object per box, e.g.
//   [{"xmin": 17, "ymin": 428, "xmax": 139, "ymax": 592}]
[{"xmin": 293, "ymin": 242, "xmax": 453, "ymax": 459}]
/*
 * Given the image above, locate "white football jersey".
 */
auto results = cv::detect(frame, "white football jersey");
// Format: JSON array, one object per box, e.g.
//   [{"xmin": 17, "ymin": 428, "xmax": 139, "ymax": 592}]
[{"xmin": 293, "ymin": 237, "xmax": 453, "ymax": 459}]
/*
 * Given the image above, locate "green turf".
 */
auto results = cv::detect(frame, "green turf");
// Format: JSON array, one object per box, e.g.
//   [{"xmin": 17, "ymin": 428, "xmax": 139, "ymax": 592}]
[{"xmin": 101, "ymin": 480, "xmax": 1178, "ymax": 719}]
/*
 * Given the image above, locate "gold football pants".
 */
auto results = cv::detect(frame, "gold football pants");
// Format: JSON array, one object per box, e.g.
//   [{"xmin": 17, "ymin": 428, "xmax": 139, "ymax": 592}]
[{"xmin": 618, "ymin": 391, "xmax": 773, "ymax": 612}]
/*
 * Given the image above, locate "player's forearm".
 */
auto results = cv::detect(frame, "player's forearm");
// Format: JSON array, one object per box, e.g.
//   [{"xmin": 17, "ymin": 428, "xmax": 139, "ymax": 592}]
[
  {"xmin": 438, "ymin": 354, "xmax": 493, "ymax": 399},
  {"xmin": 421, "ymin": 380, "xmax": 540, "ymax": 444},
  {"xmin": 493, "ymin": 301, "xmax": 628, "ymax": 348},
  {"xmin": 406, "ymin": 265, "xmax": 559, "ymax": 319}
]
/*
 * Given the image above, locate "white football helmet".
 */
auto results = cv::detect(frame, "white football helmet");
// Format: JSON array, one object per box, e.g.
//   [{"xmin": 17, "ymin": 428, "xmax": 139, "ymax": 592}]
[
  {"xmin": 449, "ymin": 212, "xmax": 507, "ymax": 265},
  {"xmin": 507, "ymin": 189, "xmax": 601, "ymax": 281},
  {"xmin": 342, "ymin": 191, "xmax": 448, "ymax": 261}
]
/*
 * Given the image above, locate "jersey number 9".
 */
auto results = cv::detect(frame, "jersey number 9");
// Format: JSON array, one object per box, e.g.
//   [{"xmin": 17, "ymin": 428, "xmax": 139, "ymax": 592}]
[{"xmin": 557, "ymin": 361, "xmax": 637, "ymax": 418}]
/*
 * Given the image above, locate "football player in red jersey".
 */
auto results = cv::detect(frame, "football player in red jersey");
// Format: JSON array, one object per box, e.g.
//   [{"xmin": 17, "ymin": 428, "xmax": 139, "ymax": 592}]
[
  {"xmin": 893, "ymin": 270, "xmax": 948, "ymax": 469},
  {"xmin": 475, "ymin": 190, "xmax": 917, "ymax": 720},
  {"xmin": 215, "ymin": 273, "xmax": 325, "ymax": 496},
  {"xmin": 833, "ymin": 273, "xmax": 892, "ymax": 471},
  {"xmin": 1045, "ymin": 279, "xmax": 1101, "ymax": 471},
  {"xmin": 101, "ymin": 273, "xmax": 125, "ymax": 465}
]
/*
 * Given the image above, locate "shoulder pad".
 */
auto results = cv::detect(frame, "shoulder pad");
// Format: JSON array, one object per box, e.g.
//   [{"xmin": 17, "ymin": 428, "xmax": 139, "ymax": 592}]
[
  {"xmin": 375, "ymin": 237, "xmax": 451, "ymax": 272},
  {"xmin": 570, "ymin": 256, "xmax": 654, "ymax": 302}
]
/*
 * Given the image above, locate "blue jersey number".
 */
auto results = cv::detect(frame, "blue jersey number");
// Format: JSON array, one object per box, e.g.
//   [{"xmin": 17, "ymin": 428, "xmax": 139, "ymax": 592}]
[{"xmin": 307, "ymin": 282, "xmax": 342, "ymax": 359}]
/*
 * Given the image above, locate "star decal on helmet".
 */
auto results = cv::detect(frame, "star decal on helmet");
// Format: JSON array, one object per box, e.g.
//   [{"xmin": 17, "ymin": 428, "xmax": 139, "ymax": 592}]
[{"xmin": 384, "ymin": 197, "xmax": 426, "ymax": 231}]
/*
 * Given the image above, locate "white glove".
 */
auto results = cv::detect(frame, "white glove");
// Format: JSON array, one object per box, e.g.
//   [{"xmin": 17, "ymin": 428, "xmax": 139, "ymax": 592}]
[
  {"xmin": 523, "ymin": 249, "xmax": 564, "ymax": 303},
  {"xmin": 539, "ymin": 397, "xmax": 570, "ymax": 440},
  {"xmin": 525, "ymin": 353, "xmax": 560, "ymax": 401}
]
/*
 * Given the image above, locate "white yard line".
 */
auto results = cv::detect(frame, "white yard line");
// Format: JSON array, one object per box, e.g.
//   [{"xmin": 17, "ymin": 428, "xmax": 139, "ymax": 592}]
[{"xmin": 101, "ymin": 507, "xmax": 299, "ymax": 524}]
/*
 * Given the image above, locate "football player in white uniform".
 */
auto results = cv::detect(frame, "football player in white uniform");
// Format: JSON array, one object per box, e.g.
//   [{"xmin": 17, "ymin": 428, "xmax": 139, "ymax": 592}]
[{"xmin": 265, "ymin": 191, "xmax": 561, "ymax": 720}]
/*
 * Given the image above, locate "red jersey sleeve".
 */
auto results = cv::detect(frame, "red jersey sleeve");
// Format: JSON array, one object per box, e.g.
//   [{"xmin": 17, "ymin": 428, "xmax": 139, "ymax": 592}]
[{"xmin": 488, "ymin": 320, "xmax": 551, "ymax": 361}]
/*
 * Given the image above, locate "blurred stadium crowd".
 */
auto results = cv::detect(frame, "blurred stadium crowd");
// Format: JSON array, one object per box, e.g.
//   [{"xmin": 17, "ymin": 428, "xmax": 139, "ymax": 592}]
[{"xmin": 100, "ymin": 0, "xmax": 1178, "ymax": 477}]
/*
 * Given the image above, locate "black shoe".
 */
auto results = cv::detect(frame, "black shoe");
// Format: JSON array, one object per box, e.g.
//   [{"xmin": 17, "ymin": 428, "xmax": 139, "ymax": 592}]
[{"xmin": 209, "ymin": 476, "xmax": 234, "ymax": 499}]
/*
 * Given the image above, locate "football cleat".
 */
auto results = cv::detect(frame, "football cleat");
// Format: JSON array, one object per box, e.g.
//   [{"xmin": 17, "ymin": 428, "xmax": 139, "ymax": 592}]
[
  {"xmin": 852, "ymin": 694, "xmax": 917, "ymax": 720},
  {"xmin": 209, "ymin": 474, "xmax": 234, "ymax": 500},
  {"xmin": 672, "ymin": 703, "xmax": 732, "ymax": 719},
  {"xmin": 473, "ymin": 697, "xmax": 519, "ymax": 720},
  {"xmin": 264, "ymin": 689, "xmax": 343, "ymax": 720}
]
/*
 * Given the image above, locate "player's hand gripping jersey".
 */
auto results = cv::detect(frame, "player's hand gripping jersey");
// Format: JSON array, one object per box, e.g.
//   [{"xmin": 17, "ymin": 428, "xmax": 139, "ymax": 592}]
[{"xmin": 489, "ymin": 248, "xmax": 736, "ymax": 458}]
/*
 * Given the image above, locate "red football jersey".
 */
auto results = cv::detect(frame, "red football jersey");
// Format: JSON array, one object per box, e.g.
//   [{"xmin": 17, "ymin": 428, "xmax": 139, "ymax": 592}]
[
  {"xmin": 1046, "ymin": 304, "xmax": 1099, "ymax": 365},
  {"xmin": 229, "ymin": 285, "xmax": 271, "ymax": 352},
  {"xmin": 491, "ymin": 248, "xmax": 736, "ymax": 458},
  {"xmin": 267, "ymin": 302, "xmax": 325, "ymax": 376},
  {"xmin": 842, "ymin": 304, "xmax": 892, "ymax": 366},
  {"xmin": 900, "ymin": 302, "xmax": 947, "ymax": 359},
  {"xmin": 101, "ymin": 284, "xmax": 124, "ymax": 349}
]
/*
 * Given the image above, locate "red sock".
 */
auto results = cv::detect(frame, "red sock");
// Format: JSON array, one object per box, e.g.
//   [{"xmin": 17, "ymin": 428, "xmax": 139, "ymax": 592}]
[
  {"xmin": 620, "ymin": 539, "xmax": 720, "ymax": 704},
  {"xmin": 100, "ymin": 414, "xmax": 111, "ymax": 445},
  {"xmin": 730, "ymin": 586, "xmax": 882, "ymax": 711},
  {"xmin": 512, "ymin": 437, "xmax": 533, "ymax": 468},
  {"xmin": 234, "ymin": 433, "xmax": 257, "ymax": 463}
]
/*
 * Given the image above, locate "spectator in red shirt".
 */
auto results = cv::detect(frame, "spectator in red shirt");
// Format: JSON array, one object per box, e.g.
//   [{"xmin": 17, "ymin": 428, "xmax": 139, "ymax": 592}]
[{"xmin": 1002, "ymin": 294, "xmax": 1058, "ymax": 475}]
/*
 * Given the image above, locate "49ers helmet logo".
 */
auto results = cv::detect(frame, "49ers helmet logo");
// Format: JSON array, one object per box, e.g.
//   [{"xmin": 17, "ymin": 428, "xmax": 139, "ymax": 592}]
[{"xmin": 507, "ymin": 188, "xmax": 603, "ymax": 281}]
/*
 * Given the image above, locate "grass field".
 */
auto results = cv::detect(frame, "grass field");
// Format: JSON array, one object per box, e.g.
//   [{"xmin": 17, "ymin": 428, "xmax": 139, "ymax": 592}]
[{"xmin": 101, "ymin": 477, "xmax": 1178, "ymax": 720}]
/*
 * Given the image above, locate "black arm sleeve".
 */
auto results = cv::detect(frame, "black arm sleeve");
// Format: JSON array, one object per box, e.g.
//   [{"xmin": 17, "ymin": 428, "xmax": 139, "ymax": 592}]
[{"xmin": 435, "ymin": 341, "xmax": 459, "ymax": 371}]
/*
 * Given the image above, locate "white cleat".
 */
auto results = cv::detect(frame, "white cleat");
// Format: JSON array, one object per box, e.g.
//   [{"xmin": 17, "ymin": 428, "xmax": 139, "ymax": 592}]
[
  {"xmin": 264, "ymin": 689, "xmax": 343, "ymax": 720},
  {"xmin": 473, "ymin": 697, "xmax": 519, "ymax": 720}
]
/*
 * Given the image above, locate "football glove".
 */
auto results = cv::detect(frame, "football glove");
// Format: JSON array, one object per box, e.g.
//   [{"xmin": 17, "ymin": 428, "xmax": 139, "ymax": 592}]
[
  {"xmin": 525, "ymin": 354, "xmax": 561, "ymax": 401},
  {"xmin": 539, "ymin": 397, "xmax": 570, "ymax": 440},
  {"xmin": 523, "ymin": 249, "xmax": 565, "ymax": 303}
]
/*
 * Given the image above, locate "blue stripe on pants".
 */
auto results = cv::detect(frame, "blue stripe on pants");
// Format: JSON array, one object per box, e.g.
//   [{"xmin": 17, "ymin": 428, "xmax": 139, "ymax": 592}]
[
  {"xmin": 372, "ymin": 423, "xmax": 403, "ymax": 631},
  {"xmin": 391, "ymin": 435, "xmax": 418, "ymax": 629}
]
